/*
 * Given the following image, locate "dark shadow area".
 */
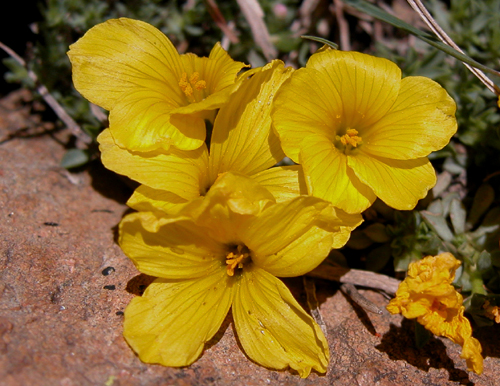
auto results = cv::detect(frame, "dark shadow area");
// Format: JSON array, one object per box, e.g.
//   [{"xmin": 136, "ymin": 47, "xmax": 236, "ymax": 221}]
[
  {"xmin": 125, "ymin": 273, "xmax": 156, "ymax": 296},
  {"xmin": 340, "ymin": 287, "xmax": 378, "ymax": 336},
  {"xmin": 87, "ymin": 158, "xmax": 136, "ymax": 205},
  {"xmin": 377, "ymin": 320, "xmax": 472, "ymax": 385},
  {"xmin": 474, "ymin": 323, "xmax": 500, "ymax": 359}
]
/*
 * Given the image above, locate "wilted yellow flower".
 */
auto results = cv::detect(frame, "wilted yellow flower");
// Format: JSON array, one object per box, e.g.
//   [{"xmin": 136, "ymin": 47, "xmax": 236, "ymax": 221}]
[
  {"xmin": 271, "ymin": 50, "xmax": 457, "ymax": 214},
  {"xmin": 68, "ymin": 18, "xmax": 248, "ymax": 152},
  {"xmin": 97, "ymin": 59, "xmax": 363, "ymax": 248},
  {"xmin": 483, "ymin": 300, "xmax": 500, "ymax": 323},
  {"xmin": 121, "ymin": 173, "xmax": 335, "ymax": 377},
  {"xmin": 387, "ymin": 253, "xmax": 483, "ymax": 374}
]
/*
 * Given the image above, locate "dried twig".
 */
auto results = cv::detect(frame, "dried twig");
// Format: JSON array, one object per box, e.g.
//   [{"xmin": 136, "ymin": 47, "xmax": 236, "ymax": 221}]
[
  {"xmin": 236, "ymin": 0, "xmax": 277, "ymax": 61},
  {"xmin": 307, "ymin": 263, "xmax": 401, "ymax": 295},
  {"xmin": 205, "ymin": 0, "xmax": 240, "ymax": 45},
  {"xmin": 341, "ymin": 283, "xmax": 385, "ymax": 315},
  {"xmin": 333, "ymin": 0, "xmax": 350, "ymax": 51},
  {"xmin": 407, "ymin": 0, "xmax": 500, "ymax": 95},
  {"xmin": 303, "ymin": 276, "xmax": 328, "ymax": 337},
  {"xmin": 0, "ymin": 41, "xmax": 92, "ymax": 146}
]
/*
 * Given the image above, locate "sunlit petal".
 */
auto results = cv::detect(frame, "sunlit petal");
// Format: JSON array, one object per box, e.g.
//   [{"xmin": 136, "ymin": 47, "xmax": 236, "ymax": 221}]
[
  {"xmin": 233, "ymin": 267, "xmax": 329, "ymax": 378},
  {"xmin": 98, "ymin": 129, "xmax": 210, "ymax": 200},
  {"xmin": 362, "ymin": 76, "xmax": 457, "ymax": 160},
  {"xmin": 119, "ymin": 212, "xmax": 225, "ymax": 279},
  {"xmin": 299, "ymin": 135, "xmax": 376, "ymax": 214},
  {"xmin": 209, "ymin": 61, "xmax": 291, "ymax": 180},
  {"xmin": 348, "ymin": 153, "xmax": 436, "ymax": 210},
  {"xmin": 124, "ymin": 272, "xmax": 233, "ymax": 367}
]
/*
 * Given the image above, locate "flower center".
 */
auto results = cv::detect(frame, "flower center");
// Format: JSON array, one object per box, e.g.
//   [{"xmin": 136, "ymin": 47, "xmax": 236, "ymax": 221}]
[
  {"xmin": 225, "ymin": 244, "xmax": 251, "ymax": 276},
  {"xmin": 179, "ymin": 72, "xmax": 207, "ymax": 103},
  {"xmin": 334, "ymin": 128, "xmax": 362, "ymax": 154}
]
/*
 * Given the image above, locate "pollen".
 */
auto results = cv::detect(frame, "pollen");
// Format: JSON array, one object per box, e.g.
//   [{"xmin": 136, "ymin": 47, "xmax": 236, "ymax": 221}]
[
  {"xmin": 226, "ymin": 245, "xmax": 250, "ymax": 276},
  {"xmin": 179, "ymin": 71, "xmax": 207, "ymax": 98},
  {"xmin": 340, "ymin": 128, "xmax": 362, "ymax": 147}
]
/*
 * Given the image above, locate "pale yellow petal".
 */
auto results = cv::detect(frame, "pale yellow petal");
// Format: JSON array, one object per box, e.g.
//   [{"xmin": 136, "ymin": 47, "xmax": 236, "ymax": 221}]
[
  {"xmin": 348, "ymin": 153, "xmax": 436, "ymax": 210},
  {"xmin": 271, "ymin": 66, "xmax": 340, "ymax": 162},
  {"xmin": 305, "ymin": 50, "xmax": 402, "ymax": 130},
  {"xmin": 362, "ymin": 76, "xmax": 457, "ymax": 160},
  {"xmin": 173, "ymin": 43, "xmax": 250, "ymax": 116},
  {"xmin": 119, "ymin": 212, "xmax": 225, "ymax": 279},
  {"xmin": 124, "ymin": 272, "xmax": 233, "ymax": 367},
  {"xmin": 68, "ymin": 18, "xmax": 183, "ymax": 111},
  {"xmin": 299, "ymin": 136, "xmax": 376, "ymax": 214},
  {"xmin": 97, "ymin": 129, "xmax": 210, "ymax": 200},
  {"xmin": 233, "ymin": 267, "xmax": 329, "ymax": 378},
  {"xmin": 241, "ymin": 196, "xmax": 334, "ymax": 276},
  {"xmin": 179, "ymin": 172, "xmax": 276, "ymax": 245},
  {"xmin": 108, "ymin": 90, "xmax": 206, "ymax": 151},
  {"xmin": 251, "ymin": 165, "xmax": 307, "ymax": 203},
  {"xmin": 209, "ymin": 61, "xmax": 291, "ymax": 181},
  {"xmin": 127, "ymin": 185, "xmax": 189, "ymax": 214}
]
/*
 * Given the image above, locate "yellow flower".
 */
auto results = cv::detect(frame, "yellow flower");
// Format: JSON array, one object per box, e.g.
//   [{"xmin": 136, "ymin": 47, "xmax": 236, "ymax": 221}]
[
  {"xmin": 483, "ymin": 300, "xmax": 500, "ymax": 323},
  {"xmin": 97, "ymin": 59, "xmax": 364, "ymax": 248},
  {"xmin": 121, "ymin": 173, "xmax": 334, "ymax": 377},
  {"xmin": 271, "ymin": 50, "xmax": 457, "ymax": 214},
  {"xmin": 68, "ymin": 18, "xmax": 248, "ymax": 152},
  {"xmin": 387, "ymin": 253, "xmax": 483, "ymax": 374}
]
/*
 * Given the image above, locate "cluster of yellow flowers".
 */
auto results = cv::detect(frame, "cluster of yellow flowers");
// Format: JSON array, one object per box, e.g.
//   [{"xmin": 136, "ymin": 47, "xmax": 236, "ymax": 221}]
[{"xmin": 68, "ymin": 18, "xmax": 481, "ymax": 377}]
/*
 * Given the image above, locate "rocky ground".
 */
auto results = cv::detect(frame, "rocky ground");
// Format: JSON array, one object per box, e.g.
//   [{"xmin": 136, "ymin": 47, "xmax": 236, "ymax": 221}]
[{"xmin": 1, "ymin": 89, "xmax": 499, "ymax": 385}]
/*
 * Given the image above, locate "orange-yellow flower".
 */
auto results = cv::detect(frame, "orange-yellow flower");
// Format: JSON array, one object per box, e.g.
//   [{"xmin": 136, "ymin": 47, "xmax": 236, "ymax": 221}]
[
  {"xmin": 387, "ymin": 253, "xmax": 483, "ymax": 374},
  {"xmin": 272, "ymin": 49, "xmax": 457, "ymax": 214},
  {"xmin": 68, "ymin": 18, "xmax": 248, "ymax": 152}
]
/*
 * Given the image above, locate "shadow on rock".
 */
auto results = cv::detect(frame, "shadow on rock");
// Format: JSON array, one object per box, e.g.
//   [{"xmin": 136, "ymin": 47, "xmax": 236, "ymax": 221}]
[
  {"xmin": 126, "ymin": 273, "xmax": 156, "ymax": 296},
  {"xmin": 87, "ymin": 158, "xmax": 136, "ymax": 205},
  {"xmin": 376, "ymin": 320, "xmax": 472, "ymax": 385}
]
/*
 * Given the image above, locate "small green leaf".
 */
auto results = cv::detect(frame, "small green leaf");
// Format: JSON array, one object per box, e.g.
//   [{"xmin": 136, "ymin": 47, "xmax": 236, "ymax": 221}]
[
  {"xmin": 414, "ymin": 321, "xmax": 431, "ymax": 349},
  {"xmin": 421, "ymin": 211, "xmax": 454, "ymax": 242},
  {"xmin": 301, "ymin": 35, "xmax": 339, "ymax": 50},
  {"xmin": 60, "ymin": 148, "xmax": 90, "ymax": 169},
  {"xmin": 450, "ymin": 199, "xmax": 467, "ymax": 235}
]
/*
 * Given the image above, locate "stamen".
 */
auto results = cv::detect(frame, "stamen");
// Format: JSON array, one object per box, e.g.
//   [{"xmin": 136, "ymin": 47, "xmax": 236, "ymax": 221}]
[
  {"xmin": 179, "ymin": 71, "xmax": 207, "ymax": 99},
  {"xmin": 340, "ymin": 128, "xmax": 362, "ymax": 147},
  {"xmin": 225, "ymin": 245, "xmax": 250, "ymax": 276}
]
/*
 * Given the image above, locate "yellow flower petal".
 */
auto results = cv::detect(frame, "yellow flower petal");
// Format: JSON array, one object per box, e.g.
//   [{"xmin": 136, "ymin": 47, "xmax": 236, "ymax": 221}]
[
  {"xmin": 97, "ymin": 129, "xmax": 210, "ymax": 200},
  {"xmin": 462, "ymin": 337, "xmax": 483, "ymax": 375},
  {"xmin": 348, "ymin": 153, "xmax": 436, "ymax": 210},
  {"xmin": 119, "ymin": 212, "xmax": 225, "ymax": 279},
  {"xmin": 299, "ymin": 135, "xmax": 376, "ymax": 214},
  {"xmin": 69, "ymin": 18, "xmax": 248, "ymax": 152},
  {"xmin": 232, "ymin": 267, "xmax": 329, "ymax": 377},
  {"xmin": 272, "ymin": 50, "xmax": 402, "ymax": 162},
  {"xmin": 109, "ymin": 92, "xmax": 206, "ymax": 151},
  {"xmin": 173, "ymin": 43, "xmax": 250, "ymax": 116},
  {"xmin": 305, "ymin": 50, "xmax": 402, "ymax": 129},
  {"xmin": 127, "ymin": 185, "xmax": 189, "ymax": 214},
  {"xmin": 251, "ymin": 165, "xmax": 307, "ymax": 203},
  {"xmin": 124, "ymin": 272, "xmax": 233, "ymax": 367},
  {"xmin": 242, "ymin": 196, "xmax": 335, "ymax": 276},
  {"xmin": 362, "ymin": 76, "xmax": 457, "ymax": 160},
  {"xmin": 209, "ymin": 60, "xmax": 291, "ymax": 181},
  {"xmin": 68, "ymin": 18, "xmax": 183, "ymax": 111},
  {"xmin": 180, "ymin": 172, "xmax": 276, "ymax": 244}
]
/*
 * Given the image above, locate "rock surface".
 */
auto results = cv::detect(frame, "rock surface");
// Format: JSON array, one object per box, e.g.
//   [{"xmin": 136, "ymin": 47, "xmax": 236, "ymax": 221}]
[{"xmin": 1, "ymin": 90, "xmax": 499, "ymax": 385}]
